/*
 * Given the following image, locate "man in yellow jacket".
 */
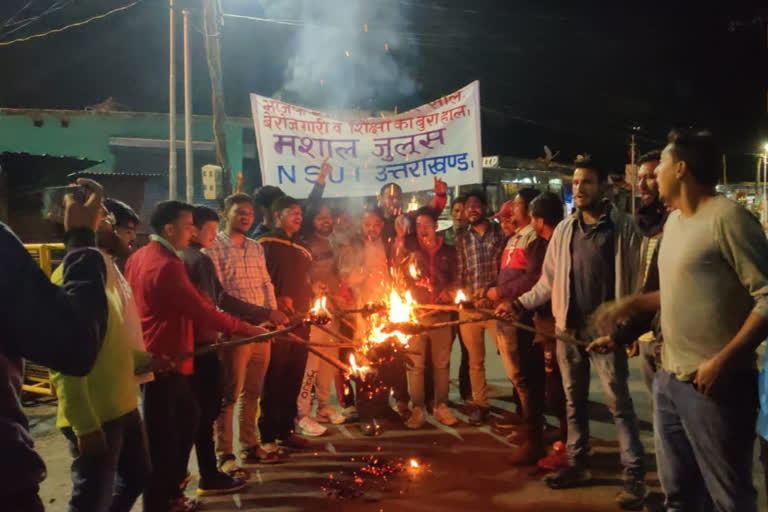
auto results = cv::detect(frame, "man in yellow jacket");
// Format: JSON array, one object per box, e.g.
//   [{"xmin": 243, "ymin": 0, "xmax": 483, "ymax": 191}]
[{"xmin": 51, "ymin": 204, "xmax": 156, "ymax": 512}]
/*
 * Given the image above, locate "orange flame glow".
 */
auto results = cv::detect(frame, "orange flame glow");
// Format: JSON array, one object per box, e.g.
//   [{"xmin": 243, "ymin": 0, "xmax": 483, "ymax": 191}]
[
  {"xmin": 311, "ymin": 296, "xmax": 329, "ymax": 315},
  {"xmin": 455, "ymin": 290, "xmax": 467, "ymax": 304},
  {"xmin": 409, "ymin": 264, "xmax": 418, "ymax": 280},
  {"xmin": 409, "ymin": 459, "xmax": 420, "ymax": 468}
]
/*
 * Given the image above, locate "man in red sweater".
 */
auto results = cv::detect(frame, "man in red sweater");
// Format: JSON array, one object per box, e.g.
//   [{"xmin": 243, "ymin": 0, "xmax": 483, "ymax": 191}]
[{"xmin": 125, "ymin": 200, "xmax": 264, "ymax": 512}]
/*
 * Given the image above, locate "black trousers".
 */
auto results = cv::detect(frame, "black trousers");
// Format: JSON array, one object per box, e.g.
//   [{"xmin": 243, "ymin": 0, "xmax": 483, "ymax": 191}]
[
  {"xmin": 141, "ymin": 374, "xmax": 199, "ymax": 512},
  {"xmin": 259, "ymin": 340, "xmax": 308, "ymax": 443},
  {"xmin": 450, "ymin": 312, "xmax": 472, "ymax": 401},
  {"xmin": 190, "ymin": 352, "xmax": 221, "ymax": 481}
]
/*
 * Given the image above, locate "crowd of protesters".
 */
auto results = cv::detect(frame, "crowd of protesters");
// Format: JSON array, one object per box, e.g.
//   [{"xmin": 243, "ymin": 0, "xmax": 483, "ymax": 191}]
[{"xmin": 3, "ymin": 128, "xmax": 768, "ymax": 512}]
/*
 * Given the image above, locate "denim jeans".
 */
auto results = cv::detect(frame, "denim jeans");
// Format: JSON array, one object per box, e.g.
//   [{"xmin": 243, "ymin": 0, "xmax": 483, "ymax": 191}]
[
  {"xmin": 496, "ymin": 315, "xmax": 544, "ymax": 431},
  {"xmin": 557, "ymin": 339, "xmax": 645, "ymax": 478},
  {"xmin": 141, "ymin": 374, "xmax": 199, "ymax": 512},
  {"xmin": 639, "ymin": 340, "xmax": 661, "ymax": 409},
  {"xmin": 654, "ymin": 369, "xmax": 758, "ymax": 512},
  {"xmin": 61, "ymin": 409, "xmax": 150, "ymax": 512}
]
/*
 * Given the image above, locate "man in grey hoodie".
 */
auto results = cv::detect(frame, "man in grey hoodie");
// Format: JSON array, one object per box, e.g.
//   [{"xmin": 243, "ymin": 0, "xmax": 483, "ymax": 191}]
[{"xmin": 497, "ymin": 155, "xmax": 646, "ymax": 510}]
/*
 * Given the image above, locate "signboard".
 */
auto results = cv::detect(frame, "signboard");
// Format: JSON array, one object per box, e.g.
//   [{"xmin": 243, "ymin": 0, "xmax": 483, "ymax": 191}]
[{"xmin": 250, "ymin": 81, "xmax": 482, "ymax": 198}]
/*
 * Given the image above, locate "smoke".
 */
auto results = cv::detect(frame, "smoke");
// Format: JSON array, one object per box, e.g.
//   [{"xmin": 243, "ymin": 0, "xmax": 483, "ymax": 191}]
[{"xmin": 257, "ymin": 0, "xmax": 417, "ymax": 111}]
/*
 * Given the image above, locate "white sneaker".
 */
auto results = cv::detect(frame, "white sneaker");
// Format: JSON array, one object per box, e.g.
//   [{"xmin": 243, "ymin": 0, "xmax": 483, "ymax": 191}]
[
  {"xmin": 434, "ymin": 403, "xmax": 459, "ymax": 426},
  {"xmin": 316, "ymin": 407, "xmax": 346, "ymax": 425},
  {"xmin": 406, "ymin": 406, "xmax": 426, "ymax": 429},
  {"xmin": 297, "ymin": 416, "xmax": 327, "ymax": 437},
  {"xmin": 261, "ymin": 442, "xmax": 280, "ymax": 454},
  {"xmin": 342, "ymin": 406, "xmax": 360, "ymax": 421}
]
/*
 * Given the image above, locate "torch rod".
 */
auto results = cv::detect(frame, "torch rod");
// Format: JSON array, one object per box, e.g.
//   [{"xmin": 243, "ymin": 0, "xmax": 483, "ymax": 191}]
[
  {"xmin": 282, "ymin": 332, "xmax": 352, "ymax": 373},
  {"xmin": 396, "ymin": 308, "xmax": 589, "ymax": 347},
  {"xmin": 191, "ymin": 323, "xmax": 305, "ymax": 357}
]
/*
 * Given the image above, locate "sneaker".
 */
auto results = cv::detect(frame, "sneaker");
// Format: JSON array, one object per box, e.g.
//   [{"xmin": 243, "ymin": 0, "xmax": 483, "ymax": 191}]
[
  {"xmin": 396, "ymin": 400, "xmax": 411, "ymax": 418},
  {"xmin": 296, "ymin": 416, "xmax": 327, "ymax": 437},
  {"xmin": 240, "ymin": 446, "xmax": 280, "ymax": 465},
  {"xmin": 316, "ymin": 406, "xmax": 346, "ymax": 425},
  {"xmin": 616, "ymin": 478, "xmax": 648, "ymax": 511},
  {"xmin": 169, "ymin": 496, "xmax": 199, "ymax": 512},
  {"xmin": 468, "ymin": 406, "xmax": 490, "ymax": 426},
  {"xmin": 406, "ymin": 406, "xmax": 426, "ymax": 429},
  {"xmin": 543, "ymin": 466, "xmax": 592, "ymax": 489},
  {"xmin": 179, "ymin": 471, "xmax": 192, "ymax": 492},
  {"xmin": 342, "ymin": 406, "xmax": 360, "ymax": 422},
  {"xmin": 197, "ymin": 472, "xmax": 247, "ymax": 496},
  {"xmin": 282, "ymin": 433, "xmax": 313, "ymax": 450},
  {"xmin": 433, "ymin": 403, "xmax": 459, "ymax": 426},
  {"xmin": 537, "ymin": 442, "xmax": 569, "ymax": 471},
  {"xmin": 491, "ymin": 411, "xmax": 523, "ymax": 431},
  {"xmin": 218, "ymin": 454, "xmax": 251, "ymax": 478}
]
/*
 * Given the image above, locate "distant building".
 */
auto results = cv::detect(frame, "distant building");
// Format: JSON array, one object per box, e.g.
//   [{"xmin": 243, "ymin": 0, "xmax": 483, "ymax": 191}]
[{"xmin": 0, "ymin": 108, "xmax": 258, "ymax": 241}]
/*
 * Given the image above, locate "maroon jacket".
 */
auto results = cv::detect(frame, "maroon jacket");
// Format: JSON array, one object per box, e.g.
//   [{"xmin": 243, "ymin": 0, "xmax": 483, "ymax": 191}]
[{"xmin": 125, "ymin": 240, "xmax": 251, "ymax": 374}]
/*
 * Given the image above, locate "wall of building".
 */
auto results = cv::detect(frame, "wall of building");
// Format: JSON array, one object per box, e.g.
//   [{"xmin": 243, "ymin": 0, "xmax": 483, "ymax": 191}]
[{"xmin": 0, "ymin": 109, "xmax": 251, "ymax": 188}]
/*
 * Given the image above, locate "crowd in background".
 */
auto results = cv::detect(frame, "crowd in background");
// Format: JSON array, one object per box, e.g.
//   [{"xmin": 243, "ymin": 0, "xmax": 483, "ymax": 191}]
[{"xmin": 3, "ymin": 128, "xmax": 768, "ymax": 512}]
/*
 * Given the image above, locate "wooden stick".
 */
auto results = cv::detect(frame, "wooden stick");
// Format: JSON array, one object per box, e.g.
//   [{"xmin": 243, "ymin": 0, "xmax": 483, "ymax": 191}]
[{"xmin": 283, "ymin": 332, "xmax": 352, "ymax": 373}]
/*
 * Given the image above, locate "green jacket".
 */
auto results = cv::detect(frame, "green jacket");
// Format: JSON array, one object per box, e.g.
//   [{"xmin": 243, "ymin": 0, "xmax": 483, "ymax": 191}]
[{"xmin": 50, "ymin": 251, "xmax": 151, "ymax": 435}]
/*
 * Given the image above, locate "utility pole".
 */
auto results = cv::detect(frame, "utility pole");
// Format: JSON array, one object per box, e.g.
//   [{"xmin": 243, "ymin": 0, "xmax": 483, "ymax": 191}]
[
  {"xmin": 168, "ymin": 0, "xmax": 177, "ymax": 200},
  {"xmin": 629, "ymin": 133, "xmax": 637, "ymax": 214},
  {"xmin": 203, "ymin": 0, "xmax": 232, "ymax": 196},
  {"xmin": 182, "ymin": 8, "xmax": 194, "ymax": 204}
]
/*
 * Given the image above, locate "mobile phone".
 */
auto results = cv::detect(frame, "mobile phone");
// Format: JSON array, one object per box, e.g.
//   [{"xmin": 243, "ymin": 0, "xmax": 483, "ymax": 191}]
[{"xmin": 42, "ymin": 185, "xmax": 88, "ymax": 223}]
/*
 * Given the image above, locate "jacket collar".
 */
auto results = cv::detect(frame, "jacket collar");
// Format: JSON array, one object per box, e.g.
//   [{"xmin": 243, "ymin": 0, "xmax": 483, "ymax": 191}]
[{"xmin": 150, "ymin": 235, "xmax": 180, "ymax": 259}]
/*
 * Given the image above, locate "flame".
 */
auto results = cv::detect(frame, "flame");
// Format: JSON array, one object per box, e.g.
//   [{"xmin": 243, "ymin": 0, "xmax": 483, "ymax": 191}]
[
  {"xmin": 345, "ymin": 50, "xmax": 350, "ymax": 57},
  {"xmin": 409, "ymin": 264, "xmax": 418, "ymax": 280},
  {"xmin": 349, "ymin": 354, "xmax": 370, "ymax": 378},
  {"xmin": 384, "ymin": 42, "xmax": 389, "ymax": 51},
  {"xmin": 409, "ymin": 459, "xmax": 419, "ymax": 468},
  {"xmin": 311, "ymin": 296, "xmax": 329, "ymax": 315},
  {"xmin": 455, "ymin": 290, "xmax": 467, "ymax": 304},
  {"xmin": 364, "ymin": 23, "xmax": 368, "ymax": 32}
]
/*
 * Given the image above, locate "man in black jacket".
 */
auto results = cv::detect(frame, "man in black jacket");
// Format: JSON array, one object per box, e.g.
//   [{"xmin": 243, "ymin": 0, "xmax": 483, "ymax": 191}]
[
  {"xmin": 1, "ymin": 178, "xmax": 108, "ymax": 511},
  {"xmin": 258, "ymin": 195, "xmax": 314, "ymax": 451}
]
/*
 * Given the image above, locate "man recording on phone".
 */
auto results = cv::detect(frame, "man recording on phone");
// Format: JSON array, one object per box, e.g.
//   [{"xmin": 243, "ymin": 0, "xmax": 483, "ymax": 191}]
[{"xmin": 1, "ymin": 178, "xmax": 109, "ymax": 511}]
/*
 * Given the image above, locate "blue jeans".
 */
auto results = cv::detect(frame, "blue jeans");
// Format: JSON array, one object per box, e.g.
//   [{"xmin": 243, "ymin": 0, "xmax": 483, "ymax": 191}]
[
  {"xmin": 61, "ymin": 409, "xmax": 151, "ymax": 512},
  {"xmin": 654, "ymin": 369, "xmax": 758, "ymax": 512},
  {"xmin": 557, "ymin": 339, "xmax": 645, "ymax": 478}
]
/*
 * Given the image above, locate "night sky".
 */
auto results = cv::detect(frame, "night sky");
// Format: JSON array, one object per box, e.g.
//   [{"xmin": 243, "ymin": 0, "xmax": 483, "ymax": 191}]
[{"xmin": 1, "ymin": 1, "xmax": 767, "ymax": 180}]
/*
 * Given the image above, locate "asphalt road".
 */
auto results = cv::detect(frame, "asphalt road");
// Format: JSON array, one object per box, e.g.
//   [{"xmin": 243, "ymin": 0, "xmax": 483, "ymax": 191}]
[{"xmin": 26, "ymin": 335, "xmax": 768, "ymax": 511}]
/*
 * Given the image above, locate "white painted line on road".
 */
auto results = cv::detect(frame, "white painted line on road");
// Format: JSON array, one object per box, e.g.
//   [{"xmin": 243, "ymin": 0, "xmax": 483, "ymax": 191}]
[
  {"xmin": 425, "ymin": 415, "xmax": 463, "ymax": 440},
  {"xmin": 449, "ymin": 407, "xmax": 514, "ymax": 448},
  {"xmin": 336, "ymin": 424, "xmax": 354, "ymax": 438}
]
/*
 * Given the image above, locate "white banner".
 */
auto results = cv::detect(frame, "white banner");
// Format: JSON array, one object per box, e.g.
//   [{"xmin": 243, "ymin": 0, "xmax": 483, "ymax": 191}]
[{"xmin": 250, "ymin": 81, "xmax": 483, "ymax": 198}]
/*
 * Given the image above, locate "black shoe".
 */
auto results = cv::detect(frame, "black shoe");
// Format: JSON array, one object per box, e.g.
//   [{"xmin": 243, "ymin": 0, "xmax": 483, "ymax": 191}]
[
  {"xmin": 197, "ymin": 472, "xmax": 247, "ymax": 496},
  {"xmin": 507, "ymin": 441, "xmax": 546, "ymax": 467},
  {"xmin": 616, "ymin": 478, "xmax": 648, "ymax": 510},
  {"xmin": 491, "ymin": 411, "xmax": 523, "ymax": 430},
  {"xmin": 543, "ymin": 466, "xmax": 592, "ymax": 489},
  {"xmin": 468, "ymin": 406, "xmax": 490, "ymax": 426}
]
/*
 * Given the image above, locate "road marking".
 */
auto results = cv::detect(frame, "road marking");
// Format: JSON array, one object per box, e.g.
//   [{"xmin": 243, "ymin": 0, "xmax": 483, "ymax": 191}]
[
  {"xmin": 336, "ymin": 424, "xmax": 354, "ymax": 438},
  {"xmin": 425, "ymin": 415, "xmax": 463, "ymax": 440}
]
